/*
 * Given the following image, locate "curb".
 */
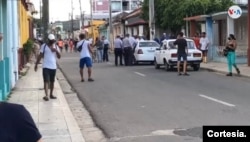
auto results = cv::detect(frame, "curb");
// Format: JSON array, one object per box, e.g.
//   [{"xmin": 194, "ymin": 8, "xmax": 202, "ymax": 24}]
[{"xmin": 201, "ymin": 67, "xmax": 250, "ymax": 78}]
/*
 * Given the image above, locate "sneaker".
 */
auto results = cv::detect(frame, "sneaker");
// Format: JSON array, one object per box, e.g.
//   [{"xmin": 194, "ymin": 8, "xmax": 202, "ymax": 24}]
[
  {"xmin": 178, "ymin": 73, "xmax": 182, "ymax": 76},
  {"xmin": 183, "ymin": 73, "xmax": 190, "ymax": 76},
  {"xmin": 88, "ymin": 78, "xmax": 94, "ymax": 82},
  {"xmin": 226, "ymin": 73, "xmax": 232, "ymax": 76}
]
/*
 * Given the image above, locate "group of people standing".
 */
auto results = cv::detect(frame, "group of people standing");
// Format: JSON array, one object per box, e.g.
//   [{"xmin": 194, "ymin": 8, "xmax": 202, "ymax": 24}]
[
  {"xmin": 93, "ymin": 36, "xmax": 110, "ymax": 63},
  {"xmin": 113, "ymin": 34, "xmax": 145, "ymax": 66},
  {"xmin": 57, "ymin": 38, "xmax": 78, "ymax": 53}
]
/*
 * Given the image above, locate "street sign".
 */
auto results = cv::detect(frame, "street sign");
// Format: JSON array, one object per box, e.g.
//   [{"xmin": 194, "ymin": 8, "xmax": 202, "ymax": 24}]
[{"xmin": 228, "ymin": 5, "xmax": 242, "ymax": 19}]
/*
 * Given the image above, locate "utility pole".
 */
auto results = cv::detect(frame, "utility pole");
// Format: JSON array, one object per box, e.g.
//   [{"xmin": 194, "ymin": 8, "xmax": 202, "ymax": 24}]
[
  {"xmin": 71, "ymin": 0, "xmax": 74, "ymax": 39},
  {"xmin": 148, "ymin": 0, "xmax": 155, "ymax": 40},
  {"xmin": 79, "ymin": 0, "xmax": 84, "ymax": 30},
  {"xmin": 42, "ymin": 0, "xmax": 49, "ymax": 42},
  {"xmin": 90, "ymin": 0, "xmax": 94, "ymax": 39},
  {"xmin": 248, "ymin": 0, "xmax": 250, "ymax": 66},
  {"xmin": 39, "ymin": 0, "xmax": 42, "ymax": 37},
  {"xmin": 109, "ymin": 0, "xmax": 114, "ymax": 50}
]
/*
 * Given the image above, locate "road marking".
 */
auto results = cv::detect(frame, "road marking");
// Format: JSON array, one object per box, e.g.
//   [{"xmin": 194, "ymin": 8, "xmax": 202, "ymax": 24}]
[
  {"xmin": 134, "ymin": 72, "xmax": 146, "ymax": 77},
  {"xmin": 199, "ymin": 94, "xmax": 236, "ymax": 107}
]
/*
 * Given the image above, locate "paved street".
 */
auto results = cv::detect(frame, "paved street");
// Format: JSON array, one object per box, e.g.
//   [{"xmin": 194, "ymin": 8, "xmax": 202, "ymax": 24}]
[{"xmin": 58, "ymin": 53, "xmax": 250, "ymax": 142}]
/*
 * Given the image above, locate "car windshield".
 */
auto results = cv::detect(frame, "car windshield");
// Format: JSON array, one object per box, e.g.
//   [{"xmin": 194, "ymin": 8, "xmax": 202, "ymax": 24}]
[
  {"xmin": 139, "ymin": 42, "xmax": 159, "ymax": 47},
  {"xmin": 168, "ymin": 41, "xmax": 196, "ymax": 49}
]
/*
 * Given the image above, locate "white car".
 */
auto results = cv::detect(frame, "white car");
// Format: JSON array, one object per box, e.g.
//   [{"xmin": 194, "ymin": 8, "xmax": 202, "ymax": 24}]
[
  {"xmin": 154, "ymin": 39, "xmax": 202, "ymax": 71},
  {"xmin": 133, "ymin": 40, "xmax": 160, "ymax": 64}
]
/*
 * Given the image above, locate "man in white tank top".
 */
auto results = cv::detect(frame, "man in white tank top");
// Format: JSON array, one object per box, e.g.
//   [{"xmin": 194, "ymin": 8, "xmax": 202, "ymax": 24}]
[{"xmin": 76, "ymin": 34, "xmax": 94, "ymax": 82}]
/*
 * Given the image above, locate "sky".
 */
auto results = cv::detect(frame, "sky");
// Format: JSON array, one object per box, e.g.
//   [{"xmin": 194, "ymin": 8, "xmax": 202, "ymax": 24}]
[{"xmin": 32, "ymin": 0, "xmax": 91, "ymax": 22}]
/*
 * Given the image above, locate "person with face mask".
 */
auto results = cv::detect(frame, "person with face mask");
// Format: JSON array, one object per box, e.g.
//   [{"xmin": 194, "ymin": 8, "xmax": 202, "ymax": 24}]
[
  {"xmin": 34, "ymin": 34, "xmax": 61, "ymax": 101},
  {"xmin": 225, "ymin": 34, "xmax": 240, "ymax": 76}
]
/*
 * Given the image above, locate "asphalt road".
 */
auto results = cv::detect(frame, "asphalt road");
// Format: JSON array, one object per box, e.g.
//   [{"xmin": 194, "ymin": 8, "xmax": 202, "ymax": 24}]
[{"xmin": 58, "ymin": 52, "xmax": 250, "ymax": 142}]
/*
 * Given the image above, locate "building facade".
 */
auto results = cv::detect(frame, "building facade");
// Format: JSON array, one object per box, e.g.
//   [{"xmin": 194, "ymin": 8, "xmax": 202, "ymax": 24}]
[
  {"xmin": 0, "ymin": 0, "xmax": 20, "ymax": 101},
  {"xmin": 92, "ymin": 0, "xmax": 139, "ymax": 13}
]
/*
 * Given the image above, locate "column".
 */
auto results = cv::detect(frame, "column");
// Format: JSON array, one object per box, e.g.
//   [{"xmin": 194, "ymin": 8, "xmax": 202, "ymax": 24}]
[
  {"xmin": 139, "ymin": 25, "xmax": 143, "ymax": 36},
  {"xmin": 248, "ymin": 0, "xmax": 250, "ymax": 66},
  {"xmin": 206, "ymin": 17, "xmax": 213, "ymax": 61},
  {"xmin": 227, "ymin": 15, "xmax": 235, "ymax": 35},
  {"xmin": 190, "ymin": 20, "xmax": 197, "ymax": 37},
  {"xmin": 12, "ymin": 0, "xmax": 19, "ymax": 84}
]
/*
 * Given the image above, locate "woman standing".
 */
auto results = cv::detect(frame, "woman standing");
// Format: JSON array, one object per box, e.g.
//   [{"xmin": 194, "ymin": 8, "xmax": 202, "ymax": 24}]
[
  {"xmin": 95, "ymin": 37, "xmax": 103, "ymax": 63},
  {"xmin": 225, "ymin": 34, "xmax": 240, "ymax": 76}
]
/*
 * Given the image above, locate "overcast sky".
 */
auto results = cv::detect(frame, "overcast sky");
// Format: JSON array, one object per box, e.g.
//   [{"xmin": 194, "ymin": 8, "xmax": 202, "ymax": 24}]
[{"xmin": 32, "ymin": 0, "xmax": 91, "ymax": 22}]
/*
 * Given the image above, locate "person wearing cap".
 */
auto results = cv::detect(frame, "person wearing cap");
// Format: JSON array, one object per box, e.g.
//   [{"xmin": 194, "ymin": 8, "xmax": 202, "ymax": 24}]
[{"xmin": 34, "ymin": 34, "xmax": 61, "ymax": 101}]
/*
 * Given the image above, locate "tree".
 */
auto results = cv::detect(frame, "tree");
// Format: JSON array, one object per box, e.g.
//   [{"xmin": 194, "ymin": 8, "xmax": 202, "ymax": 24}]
[{"xmin": 141, "ymin": 0, "xmax": 234, "ymax": 33}]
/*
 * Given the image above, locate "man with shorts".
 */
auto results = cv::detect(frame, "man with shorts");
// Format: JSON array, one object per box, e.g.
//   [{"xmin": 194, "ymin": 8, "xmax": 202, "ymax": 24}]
[
  {"xmin": 174, "ymin": 32, "xmax": 189, "ymax": 76},
  {"xmin": 77, "ymin": 33, "xmax": 94, "ymax": 82},
  {"xmin": 199, "ymin": 32, "xmax": 210, "ymax": 63},
  {"xmin": 34, "ymin": 34, "xmax": 61, "ymax": 101}
]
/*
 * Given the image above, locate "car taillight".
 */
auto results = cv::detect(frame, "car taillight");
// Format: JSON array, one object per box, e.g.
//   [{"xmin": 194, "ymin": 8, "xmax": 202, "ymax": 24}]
[
  {"xmin": 171, "ymin": 53, "xmax": 177, "ymax": 58},
  {"xmin": 193, "ymin": 53, "xmax": 201, "ymax": 57},
  {"xmin": 138, "ymin": 49, "xmax": 143, "ymax": 54}
]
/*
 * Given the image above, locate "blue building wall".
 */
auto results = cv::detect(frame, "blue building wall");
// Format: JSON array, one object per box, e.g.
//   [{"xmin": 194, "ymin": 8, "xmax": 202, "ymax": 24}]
[{"xmin": 0, "ymin": 0, "xmax": 19, "ymax": 101}]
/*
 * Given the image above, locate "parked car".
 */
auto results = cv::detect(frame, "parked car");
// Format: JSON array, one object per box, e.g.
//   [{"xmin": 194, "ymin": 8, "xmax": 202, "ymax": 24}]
[
  {"xmin": 133, "ymin": 40, "xmax": 160, "ymax": 64},
  {"xmin": 154, "ymin": 39, "xmax": 202, "ymax": 71}
]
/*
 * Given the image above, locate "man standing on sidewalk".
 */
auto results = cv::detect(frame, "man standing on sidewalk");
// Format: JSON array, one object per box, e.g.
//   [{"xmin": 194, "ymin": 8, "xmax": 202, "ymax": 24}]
[
  {"xmin": 34, "ymin": 34, "xmax": 61, "ymax": 101},
  {"xmin": 199, "ymin": 32, "xmax": 210, "ymax": 63},
  {"xmin": 77, "ymin": 33, "xmax": 94, "ymax": 82},
  {"xmin": 114, "ymin": 35, "xmax": 123, "ymax": 66},
  {"xmin": 123, "ymin": 34, "xmax": 133, "ymax": 66}
]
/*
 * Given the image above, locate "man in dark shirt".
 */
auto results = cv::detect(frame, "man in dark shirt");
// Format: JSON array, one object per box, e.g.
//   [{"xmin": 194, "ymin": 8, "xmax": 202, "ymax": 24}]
[
  {"xmin": 0, "ymin": 102, "xmax": 42, "ymax": 142},
  {"xmin": 174, "ymin": 32, "xmax": 189, "ymax": 76}
]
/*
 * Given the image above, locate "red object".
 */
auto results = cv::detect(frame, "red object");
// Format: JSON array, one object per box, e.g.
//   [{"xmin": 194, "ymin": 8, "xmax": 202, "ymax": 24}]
[
  {"xmin": 137, "ymin": 49, "xmax": 143, "ymax": 54},
  {"xmin": 171, "ymin": 53, "xmax": 177, "ymax": 58},
  {"xmin": 193, "ymin": 53, "xmax": 201, "ymax": 57}
]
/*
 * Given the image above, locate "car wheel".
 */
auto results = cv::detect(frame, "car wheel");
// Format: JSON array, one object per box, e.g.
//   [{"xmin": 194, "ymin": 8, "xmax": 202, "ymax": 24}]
[
  {"xmin": 133, "ymin": 56, "xmax": 138, "ymax": 65},
  {"xmin": 154, "ymin": 59, "xmax": 160, "ymax": 69},
  {"xmin": 164, "ymin": 60, "xmax": 170, "ymax": 71},
  {"xmin": 193, "ymin": 64, "xmax": 200, "ymax": 71}
]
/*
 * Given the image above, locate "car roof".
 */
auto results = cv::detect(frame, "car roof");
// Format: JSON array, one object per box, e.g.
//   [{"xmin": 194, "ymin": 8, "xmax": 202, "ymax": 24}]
[{"xmin": 162, "ymin": 38, "xmax": 194, "ymax": 44}]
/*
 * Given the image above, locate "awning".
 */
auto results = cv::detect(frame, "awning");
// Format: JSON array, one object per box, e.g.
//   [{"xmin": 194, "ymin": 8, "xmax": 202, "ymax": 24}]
[{"xmin": 183, "ymin": 15, "xmax": 210, "ymax": 21}]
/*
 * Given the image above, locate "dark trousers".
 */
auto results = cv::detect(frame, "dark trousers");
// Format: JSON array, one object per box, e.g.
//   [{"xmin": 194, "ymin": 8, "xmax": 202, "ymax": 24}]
[
  {"xmin": 103, "ymin": 47, "xmax": 109, "ymax": 61},
  {"xmin": 114, "ymin": 48, "xmax": 123, "ymax": 66},
  {"xmin": 123, "ymin": 47, "xmax": 133, "ymax": 66}
]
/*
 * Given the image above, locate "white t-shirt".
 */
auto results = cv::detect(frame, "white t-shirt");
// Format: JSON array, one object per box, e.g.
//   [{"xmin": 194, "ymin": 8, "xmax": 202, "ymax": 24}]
[
  {"xmin": 199, "ymin": 37, "xmax": 210, "ymax": 50},
  {"xmin": 77, "ymin": 40, "xmax": 91, "ymax": 59},
  {"xmin": 40, "ymin": 44, "xmax": 60, "ymax": 69}
]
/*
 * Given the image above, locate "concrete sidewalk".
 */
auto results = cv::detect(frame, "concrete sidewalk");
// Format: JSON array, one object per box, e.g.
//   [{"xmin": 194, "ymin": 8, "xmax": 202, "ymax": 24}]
[
  {"xmin": 201, "ymin": 62, "xmax": 250, "ymax": 78},
  {"xmin": 8, "ymin": 64, "xmax": 85, "ymax": 142}
]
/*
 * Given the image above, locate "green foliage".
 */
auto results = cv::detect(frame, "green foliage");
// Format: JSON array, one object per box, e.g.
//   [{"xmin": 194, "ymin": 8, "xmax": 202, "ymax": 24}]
[
  {"xmin": 23, "ymin": 39, "xmax": 34, "ymax": 57},
  {"xmin": 141, "ymin": 0, "xmax": 234, "ymax": 33}
]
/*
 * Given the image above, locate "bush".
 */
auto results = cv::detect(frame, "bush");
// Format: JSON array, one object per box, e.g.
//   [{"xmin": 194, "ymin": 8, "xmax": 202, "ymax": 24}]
[{"xmin": 23, "ymin": 39, "xmax": 34, "ymax": 58}]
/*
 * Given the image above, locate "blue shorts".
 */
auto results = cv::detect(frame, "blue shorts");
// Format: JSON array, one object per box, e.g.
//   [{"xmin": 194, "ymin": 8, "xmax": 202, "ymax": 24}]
[
  {"xmin": 177, "ymin": 53, "xmax": 187, "ymax": 61},
  {"xmin": 79, "ymin": 57, "xmax": 92, "ymax": 69}
]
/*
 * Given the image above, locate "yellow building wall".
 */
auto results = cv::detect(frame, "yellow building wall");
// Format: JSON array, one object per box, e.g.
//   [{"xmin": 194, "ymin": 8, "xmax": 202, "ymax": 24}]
[
  {"xmin": 18, "ymin": 1, "xmax": 30, "ymax": 47},
  {"xmin": 88, "ymin": 20, "xmax": 105, "ymax": 43}
]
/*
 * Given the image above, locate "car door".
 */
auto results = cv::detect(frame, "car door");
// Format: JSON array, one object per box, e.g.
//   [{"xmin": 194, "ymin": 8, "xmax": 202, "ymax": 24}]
[{"xmin": 159, "ymin": 43, "xmax": 168, "ymax": 64}]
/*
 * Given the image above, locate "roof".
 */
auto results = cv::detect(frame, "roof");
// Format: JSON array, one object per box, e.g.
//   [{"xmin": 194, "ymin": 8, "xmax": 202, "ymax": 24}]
[
  {"xmin": 125, "ymin": 16, "xmax": 147, "ymax": 26},
  {"xmin": 123, "ymin": 7, "xmax": 142, "ymax": 20}
]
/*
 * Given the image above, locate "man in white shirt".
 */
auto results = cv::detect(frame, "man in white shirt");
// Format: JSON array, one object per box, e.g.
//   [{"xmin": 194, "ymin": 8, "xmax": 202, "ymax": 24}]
[
  {"xmin": 199, "ymin": 32, "xmax": 210, "ymax": 63},
  {"xmin": 102, "ymin": 36, "xmax": 110, "ymax": 62},
  {"xmin": 77, "ymin": 34, "xmax": 94, "ymax": 82},
  {"xmin": 114, "ymin": 35, "xmax": 123, "ymax": 66},
  {"xmin": 123, "ymin": 34, "xmax": 133, "ymax": 66},
  {"xmin": 34, "ymin": 34, "xmax": 61, "ymax": 101}
]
